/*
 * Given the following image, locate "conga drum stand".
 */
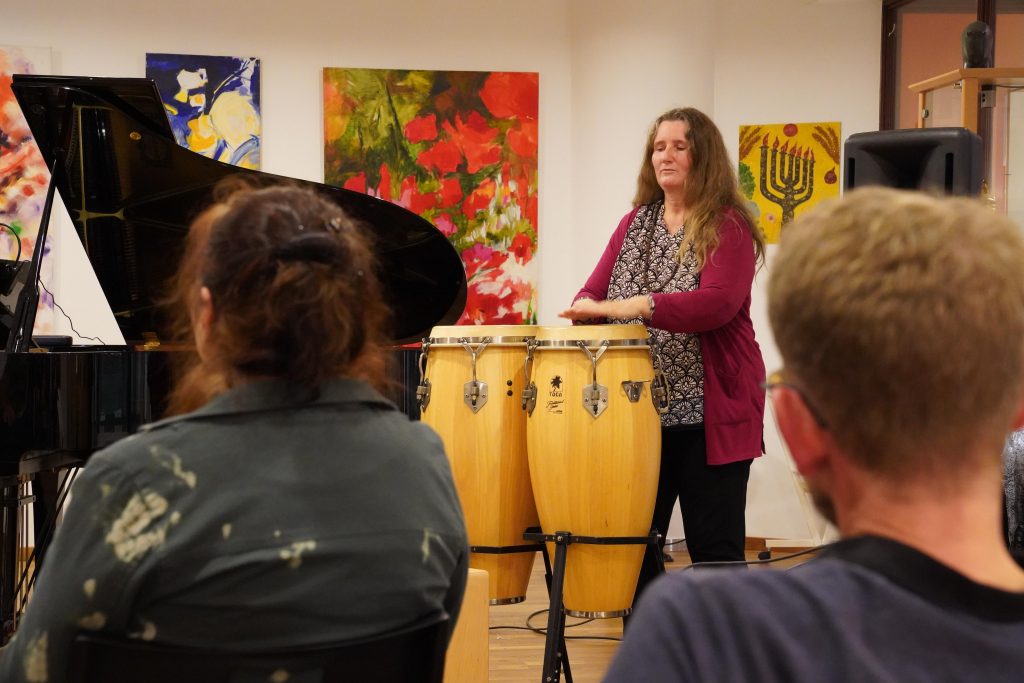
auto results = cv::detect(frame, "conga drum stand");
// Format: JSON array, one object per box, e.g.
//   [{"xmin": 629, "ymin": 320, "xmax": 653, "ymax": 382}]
[{"xmin": 524, "ymin": 528, "xmax": 664, "ymax": 683}]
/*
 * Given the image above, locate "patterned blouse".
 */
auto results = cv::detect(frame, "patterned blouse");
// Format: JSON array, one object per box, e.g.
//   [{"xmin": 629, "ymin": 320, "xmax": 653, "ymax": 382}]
[{"xmin": 606, "ymin": 201, "xmax": 704, "ymax": 427}]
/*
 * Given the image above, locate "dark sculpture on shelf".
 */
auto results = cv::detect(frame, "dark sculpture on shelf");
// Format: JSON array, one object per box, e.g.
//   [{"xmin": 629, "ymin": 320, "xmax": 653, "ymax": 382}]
[{"xmin": 963, "ymin": 20, "xmax": 993, "ymax": 69}]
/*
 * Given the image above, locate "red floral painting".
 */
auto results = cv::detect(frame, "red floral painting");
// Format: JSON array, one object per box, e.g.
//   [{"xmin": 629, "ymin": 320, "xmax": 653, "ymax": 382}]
[
  {"xmin": 1, "ymin": 45, "xmax": 54, "ymax": 333},
  {"xmin": 323, "ymin": 68, "xmax": 538, "ymax": 325}
]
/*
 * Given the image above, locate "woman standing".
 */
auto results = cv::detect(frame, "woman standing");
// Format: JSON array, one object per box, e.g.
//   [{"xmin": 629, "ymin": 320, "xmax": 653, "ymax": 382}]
[{"xmin": 560, "ymin": 107, "xmax": 765, "ymax": 595}]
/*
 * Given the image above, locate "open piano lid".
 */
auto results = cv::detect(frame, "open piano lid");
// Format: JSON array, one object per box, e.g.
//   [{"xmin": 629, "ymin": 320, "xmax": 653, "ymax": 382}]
[{"xmin": 10, "ymin": 74, "xmax": 467, "ymax": 345}]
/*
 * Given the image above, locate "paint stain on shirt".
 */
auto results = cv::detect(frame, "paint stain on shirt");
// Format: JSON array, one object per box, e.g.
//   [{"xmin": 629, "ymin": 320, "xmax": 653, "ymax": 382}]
[
  {"xmin": 150, "ymin": 445, "xmax": 198, "ymax": 488},
  {"xmin": 421, "ymin": 528, "xmax": 443, "ymax": 563},
  {"xmin": 105, "ymin": 490, "xmax": 175, "ymax": 563},
  {"xmin": 23, "ymin": 632, "xmax": 47, "ymax": 683},
  {"xmin": 78, "ymin": 612, "xmax": 107, "ymax": 630},
  {"xmin": 279, "ymin": 540, "xmax": 316, "ymax": 569}
]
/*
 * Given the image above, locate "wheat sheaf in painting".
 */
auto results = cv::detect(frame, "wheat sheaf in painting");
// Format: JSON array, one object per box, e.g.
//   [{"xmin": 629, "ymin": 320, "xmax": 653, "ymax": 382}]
[
  {"xmin": 1, "ymin": 45, "xmax": 55, "ymax": 333},
  {"xmin": 323, "ymin": 68, "xmax": 538, "ymax": 325},
  {"xmin": 738, "ymin": 121, "xmax": 841, "ymax": 244},
  {"xmin": 146, "ymin": 53, "xmax": 261, "ymax": 169}
]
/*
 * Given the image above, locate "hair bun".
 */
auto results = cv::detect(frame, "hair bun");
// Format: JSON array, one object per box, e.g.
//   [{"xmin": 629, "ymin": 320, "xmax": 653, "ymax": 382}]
[{"xmin": 272, "ymin": 232, "xmax": 345, "ymax": 265}]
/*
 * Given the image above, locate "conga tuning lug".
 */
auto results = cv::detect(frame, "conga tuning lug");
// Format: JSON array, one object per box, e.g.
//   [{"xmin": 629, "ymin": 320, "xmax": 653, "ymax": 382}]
[
  {"xmin": 622, "ymin": 381, "xmax": 645, "ymax": 402},
  {"xmin": 416, "ymin": 344, "xmax": 431, "ymax": 411},
  {"xmin": 651, "ymin": 371, "xmax": 670, "ymax": 414},
  {"xmin": 416, "ymin": 379, "xmax": 431, "ymax": 411},
  {"xmin": 522, "ymin": 383, "xmax": 538, "ymax": 415},
  {"xmin": 582, "ymin": 382, "xmax": 608, "ymax": 418},
  {"xmin": 464, "ymin": 380, "xmax": 488, "ymax": 412}
]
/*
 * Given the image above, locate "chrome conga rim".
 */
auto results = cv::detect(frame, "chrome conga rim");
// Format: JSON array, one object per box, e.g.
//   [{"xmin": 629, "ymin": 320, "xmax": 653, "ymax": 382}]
[
  {"xmin": 565, "ymin": 607, "xmax": 631, "ymax": 619},
  {"xmin": 425, "ymin": 335, "xmax": 535, "ymax": 346},
  {"xmin": 531, "ymin": 338, "xmax": 649, "ymax": 349},
  {"xmin": 489, "ymin": 595, "xmax": 526, "ymax": 605}
]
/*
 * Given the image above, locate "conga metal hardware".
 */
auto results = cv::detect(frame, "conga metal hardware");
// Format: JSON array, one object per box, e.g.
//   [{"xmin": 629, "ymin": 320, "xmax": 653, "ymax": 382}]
[
  {"xmin": 461, "ymin": 339, "xmax": 490, "ymax": 413},
  {"xmin": 416, "ymin": 340, "xmax": 432, "ymax": 412},
  {"xmin": 522, "ymin": 340, "xmax": 538, "ymax": 415},
  {"xmin": 576, "ymin": 340, "xmax": 609, "ymax": 418},
  {"xmin": 649, "ymin": 345, "xmax": 670, "ymax": 414},
  {"xmin": 621, "ymin": 381, "xmax": 645, "ymax": 402}
]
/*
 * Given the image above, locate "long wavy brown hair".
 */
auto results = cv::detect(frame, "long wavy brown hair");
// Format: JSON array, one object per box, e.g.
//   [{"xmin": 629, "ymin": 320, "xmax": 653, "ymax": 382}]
[
  {"xmin": 164, "ymin": 179, "xmax": 391, "ymax": 415},
  {"xmin": 633, "ymin": 107, "xmax": 765, "ymax": 270}
]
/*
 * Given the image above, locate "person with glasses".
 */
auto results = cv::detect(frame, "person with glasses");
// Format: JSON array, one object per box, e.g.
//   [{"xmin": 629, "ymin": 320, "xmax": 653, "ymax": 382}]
[
  {"xmin": 560, "ymin": 108, "xmax": 767, "ymax": 600},
  {"xmin": 603, "ymin": 187, "xmax": 1024, "ymax": 682}
]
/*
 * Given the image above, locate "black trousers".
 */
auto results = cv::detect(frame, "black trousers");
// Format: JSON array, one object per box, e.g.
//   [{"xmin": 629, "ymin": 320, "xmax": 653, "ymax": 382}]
[{"xmin": 634, "ymin": 426, "xmax": 752, "ymax": 604}]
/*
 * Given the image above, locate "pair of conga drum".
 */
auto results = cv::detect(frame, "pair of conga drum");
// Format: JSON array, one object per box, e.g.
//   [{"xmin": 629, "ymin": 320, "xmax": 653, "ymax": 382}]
[{"xmin": 418, "ymin": 324, "xmax": 662, "ymax": 617}]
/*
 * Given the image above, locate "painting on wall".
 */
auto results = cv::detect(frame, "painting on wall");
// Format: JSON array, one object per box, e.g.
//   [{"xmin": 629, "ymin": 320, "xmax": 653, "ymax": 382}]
[
  {"xmin": 146, "ymin": 53, "xmax": 262, "ymax": 169},
  {"xmin": 738, "ymin": 121, "xmax": 841, "ymax": 244},
  {"xmin": 1, "ymin": 45, "xmax": 54, "ymax": 333},
  {"xmin": 323, "ymin": 68, "xmax": 539, "ymax": 325}
]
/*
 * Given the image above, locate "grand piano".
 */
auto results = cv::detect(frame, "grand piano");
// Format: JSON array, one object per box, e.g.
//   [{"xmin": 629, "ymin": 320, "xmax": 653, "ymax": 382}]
[{"xmin": 0, "ymin": 74, "xmax": 466, "ymax": 642}]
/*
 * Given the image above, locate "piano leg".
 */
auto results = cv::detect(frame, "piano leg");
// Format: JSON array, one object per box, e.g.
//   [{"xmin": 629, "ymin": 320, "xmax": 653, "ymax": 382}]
[
  {"xmin": 32, "ymin": 470, "xmax": 59, "ymax": 568},
  {"xmin": 0, "ymin": 468, "xmax": 82, "ymax": 644},
  {"xmin": 0, "ymin": 477, "xmax": 22, "ymax": 644}
]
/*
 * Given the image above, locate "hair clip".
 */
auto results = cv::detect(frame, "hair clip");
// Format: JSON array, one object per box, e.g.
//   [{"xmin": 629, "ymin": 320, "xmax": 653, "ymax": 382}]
[{"xmin": 272, "ymin": 233, "xmax": 344, "ymax": 265}]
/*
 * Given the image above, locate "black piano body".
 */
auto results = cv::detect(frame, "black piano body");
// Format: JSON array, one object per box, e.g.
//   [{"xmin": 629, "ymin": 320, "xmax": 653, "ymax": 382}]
[{"xmin": 0, "ymin": 75, "xmax": 465, "ymax": 641}]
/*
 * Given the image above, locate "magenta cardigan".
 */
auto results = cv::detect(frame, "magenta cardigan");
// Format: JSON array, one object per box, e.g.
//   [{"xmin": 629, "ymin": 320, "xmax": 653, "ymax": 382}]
[{"xmin": 574, "ymin": 206, "xmax": 765, "ymax": 465}]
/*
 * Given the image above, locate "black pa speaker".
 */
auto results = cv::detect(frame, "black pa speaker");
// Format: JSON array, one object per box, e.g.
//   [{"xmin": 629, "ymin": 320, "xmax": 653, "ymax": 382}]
[{"xmin": 844, "ymin": 127, "xmax": 983, "ymax": 196}]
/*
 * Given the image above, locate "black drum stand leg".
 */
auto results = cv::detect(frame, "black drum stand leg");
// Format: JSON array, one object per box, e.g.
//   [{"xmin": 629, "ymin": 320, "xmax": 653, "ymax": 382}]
[
  {"xmin": 540, "ymin": 531, "xmax": 571, "ymax": 683},
  {"xmin": 538, "ymin": 540, "xmax": 573, "ymax": 683},
  {"xmin": 525, "ymin": 528, "xmax": 662, "ymax": 683}
]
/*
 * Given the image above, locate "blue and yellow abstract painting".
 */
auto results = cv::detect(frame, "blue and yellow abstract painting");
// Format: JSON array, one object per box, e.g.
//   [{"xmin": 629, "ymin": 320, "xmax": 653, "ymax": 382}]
[{"xmin": 146, "ymin": 53, "xmax": 261, "ymax": 169}]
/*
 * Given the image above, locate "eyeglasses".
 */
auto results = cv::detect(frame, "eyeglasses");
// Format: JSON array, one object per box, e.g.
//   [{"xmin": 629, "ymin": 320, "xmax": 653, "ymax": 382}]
[{"xmin": 761, "ymin": 368, "xmax": 830, "ymax": 428}]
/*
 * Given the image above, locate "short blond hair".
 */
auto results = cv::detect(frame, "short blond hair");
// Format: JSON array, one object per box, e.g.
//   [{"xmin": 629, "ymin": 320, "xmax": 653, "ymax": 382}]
[{"xmin": 768, "ymin": 187, "xmax": 1024, "ymax": 480}]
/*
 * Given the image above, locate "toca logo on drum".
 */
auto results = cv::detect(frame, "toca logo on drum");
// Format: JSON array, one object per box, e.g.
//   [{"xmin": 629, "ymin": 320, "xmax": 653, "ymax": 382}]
[{"xmin": 547, "ymin": 376, "xmax": 564, "ymax": 413}]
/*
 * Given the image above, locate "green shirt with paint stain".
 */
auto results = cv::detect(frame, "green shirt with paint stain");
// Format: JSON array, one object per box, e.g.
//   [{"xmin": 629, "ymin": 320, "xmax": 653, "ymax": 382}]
[{"xmin": 0, "ymin": 377, "xmax": 468, "ymax": 683}]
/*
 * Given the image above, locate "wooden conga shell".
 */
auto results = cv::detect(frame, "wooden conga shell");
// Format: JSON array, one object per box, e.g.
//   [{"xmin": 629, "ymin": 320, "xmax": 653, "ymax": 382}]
[
  {"xmin": 420, "ymin": 325, "xmax": 539, "ymax": 604},
  {"xmin": 526, "ymin": 324, "xmax": 660, "ymax": 617}
]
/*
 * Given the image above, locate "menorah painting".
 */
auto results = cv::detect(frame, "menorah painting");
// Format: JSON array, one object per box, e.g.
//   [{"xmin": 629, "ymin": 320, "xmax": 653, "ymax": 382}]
[{"xmin": 738, "ymin": 121, "xmax": 841, "ymax": 243}]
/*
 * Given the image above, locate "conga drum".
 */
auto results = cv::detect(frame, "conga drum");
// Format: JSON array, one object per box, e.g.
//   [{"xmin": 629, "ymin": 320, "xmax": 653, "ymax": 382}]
[
  {"xmin": 418, "ymin": 325, "xmax": 540, "ymax": 604},
  {"xmin": 525, "ymin": 324, "xmax": 662, "ymax": 617}
]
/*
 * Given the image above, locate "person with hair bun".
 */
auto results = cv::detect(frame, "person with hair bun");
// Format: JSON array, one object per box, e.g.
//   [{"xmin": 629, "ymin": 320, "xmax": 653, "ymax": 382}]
[{"xmin": 0, "ymin": 182, "xmax": 468, "ymax": 683}]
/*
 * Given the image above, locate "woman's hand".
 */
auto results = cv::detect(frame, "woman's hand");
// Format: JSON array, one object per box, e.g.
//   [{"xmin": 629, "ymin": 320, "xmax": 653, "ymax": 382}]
[
  {"xmin": 559, "ymin": 296, "xmax": 651, "ymax": 322},
  {"xmin": 559, "ymin": 298, "xmax": 608, "ymax": 321}
]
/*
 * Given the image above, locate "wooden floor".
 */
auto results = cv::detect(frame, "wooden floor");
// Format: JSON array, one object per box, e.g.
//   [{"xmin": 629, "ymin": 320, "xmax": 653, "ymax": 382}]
[{"xmin": 486, "ymin": 545, "xmax": 815, "ymax": 682}]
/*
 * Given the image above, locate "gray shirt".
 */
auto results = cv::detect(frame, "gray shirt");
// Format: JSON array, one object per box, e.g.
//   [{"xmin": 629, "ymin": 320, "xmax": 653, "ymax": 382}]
[
  {"xmin": 0, "ymin": 377, "xmax": 468, "ymax": 683},
  {"xmin": 605, "ymin": 535, "xmax": 1024, "ymax": 682}
]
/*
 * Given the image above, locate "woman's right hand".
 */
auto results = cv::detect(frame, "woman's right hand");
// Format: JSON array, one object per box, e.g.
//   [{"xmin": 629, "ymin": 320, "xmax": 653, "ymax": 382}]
[{"xmin": 558, "ymin": 298, "xmax": 606, "ymax": 322}]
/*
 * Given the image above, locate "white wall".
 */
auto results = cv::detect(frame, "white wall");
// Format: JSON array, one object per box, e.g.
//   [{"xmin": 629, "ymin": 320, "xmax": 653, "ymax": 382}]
[
  {"xmin": 562, "ymin": 0, "xmax": 716, "ymax": 319},
  {"xmin": 2, "ymin": 0, "xmax": 883, "ymax": 540},
  {"xmin": 714, "ymin": 0, "xmax": 883, "ymax": 539}
]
